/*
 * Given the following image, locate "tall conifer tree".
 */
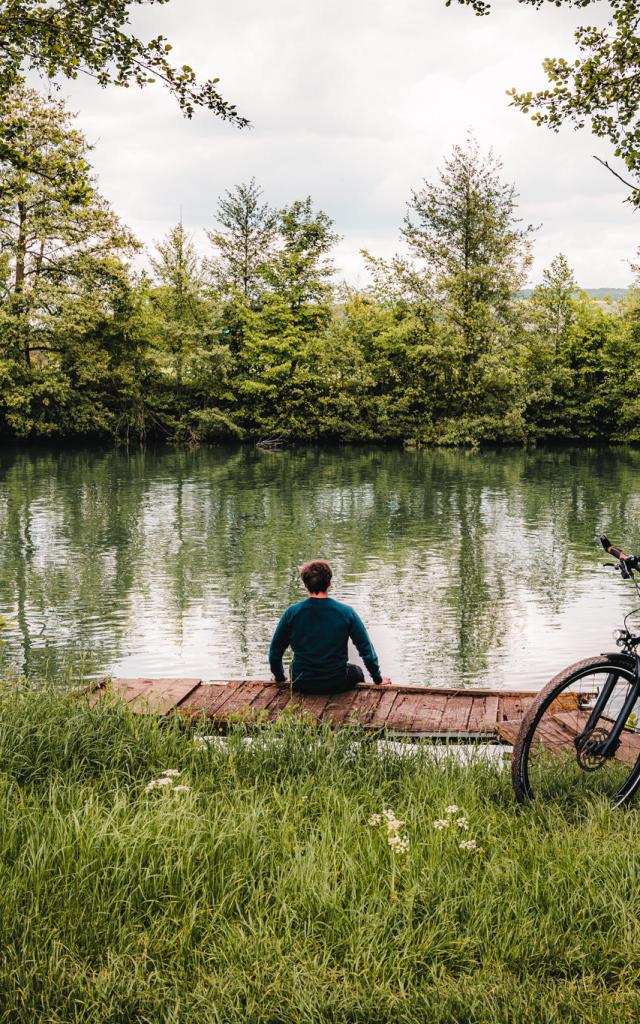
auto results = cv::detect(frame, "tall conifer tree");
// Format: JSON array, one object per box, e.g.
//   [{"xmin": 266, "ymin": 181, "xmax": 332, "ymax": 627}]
[{"xmin": 207, "ymin": 179, "xmax": 277, "ymax": 302}]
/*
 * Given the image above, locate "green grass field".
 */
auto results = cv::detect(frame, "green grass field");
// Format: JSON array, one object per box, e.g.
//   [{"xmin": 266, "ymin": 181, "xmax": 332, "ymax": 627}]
[{"xmin": 1, "ymin": 682, "xmax": 639, "ymax": 1023}]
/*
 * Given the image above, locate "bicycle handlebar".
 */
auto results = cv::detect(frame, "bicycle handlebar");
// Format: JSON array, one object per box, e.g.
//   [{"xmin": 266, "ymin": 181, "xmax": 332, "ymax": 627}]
[
  {"xmin": 600, "ymin": 535, "xmax": 639, "ymax": 578},
  {"xmin": 600, "ymin": 535, "xmax": 629, "ymax": 560}
]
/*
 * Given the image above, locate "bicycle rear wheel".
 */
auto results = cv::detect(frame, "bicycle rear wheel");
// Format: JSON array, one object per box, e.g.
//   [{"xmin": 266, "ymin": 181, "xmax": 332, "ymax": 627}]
[{"xmin": 512, "ymin": 656, "xmax": 640, "ymax": 807}]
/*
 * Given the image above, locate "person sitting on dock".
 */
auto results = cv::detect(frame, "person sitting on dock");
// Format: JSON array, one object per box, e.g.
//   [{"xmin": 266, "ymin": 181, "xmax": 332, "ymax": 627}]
[{"xmin": 268, "ymin": 559, "xmax": 389, "ymax": 694}]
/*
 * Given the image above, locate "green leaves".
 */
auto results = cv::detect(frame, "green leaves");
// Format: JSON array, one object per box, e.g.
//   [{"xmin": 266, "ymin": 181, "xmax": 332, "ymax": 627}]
[
  {"xmin": 0, "ymin": 0, "xmax": 249, "ymax": 125},
  {"xmin": 449, "ymin": 0, "xmax": 640, "ymax": 206}
]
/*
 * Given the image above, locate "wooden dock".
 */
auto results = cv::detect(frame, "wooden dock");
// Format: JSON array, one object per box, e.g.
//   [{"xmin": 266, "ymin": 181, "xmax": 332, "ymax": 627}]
[{"xmin": 88, "ymin": 678, "xmax": 539, "ymax": 740}]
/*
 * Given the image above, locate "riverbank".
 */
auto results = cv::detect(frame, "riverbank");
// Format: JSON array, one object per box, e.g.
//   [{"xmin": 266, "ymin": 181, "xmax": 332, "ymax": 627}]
[{"xmin": 1, "ymin": 684, "xmax": 639, "ymax": 1023}]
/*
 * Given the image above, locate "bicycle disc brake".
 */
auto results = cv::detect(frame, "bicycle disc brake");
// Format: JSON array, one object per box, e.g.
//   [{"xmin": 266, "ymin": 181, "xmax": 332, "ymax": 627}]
[{"xmin": 575, "ymin": 727, "xmax": 611, "ymax": 771}]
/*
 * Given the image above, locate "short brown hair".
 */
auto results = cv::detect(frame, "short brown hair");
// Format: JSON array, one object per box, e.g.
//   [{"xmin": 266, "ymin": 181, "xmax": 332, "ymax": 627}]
[{"xmin": 300, "ymin": 559, "xmax": 333, "ymax": 594}]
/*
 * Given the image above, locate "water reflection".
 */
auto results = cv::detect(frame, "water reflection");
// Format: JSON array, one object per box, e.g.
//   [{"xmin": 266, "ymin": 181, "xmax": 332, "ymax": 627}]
[{"xmin": 1, "ymin": 444, "xmax": 640, "ymax": 687}]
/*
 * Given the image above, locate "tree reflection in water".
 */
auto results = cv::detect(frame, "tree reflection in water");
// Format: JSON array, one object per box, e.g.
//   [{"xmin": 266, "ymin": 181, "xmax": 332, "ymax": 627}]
[{"xmin": 1, "ymin": 444, "xmax": 639, "ymax": 687}]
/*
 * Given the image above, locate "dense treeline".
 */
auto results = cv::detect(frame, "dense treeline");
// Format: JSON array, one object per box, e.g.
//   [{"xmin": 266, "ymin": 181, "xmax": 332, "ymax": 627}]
[{"xmin": 1, "ymin": 85, "xmax": 639, "ymax": 447}]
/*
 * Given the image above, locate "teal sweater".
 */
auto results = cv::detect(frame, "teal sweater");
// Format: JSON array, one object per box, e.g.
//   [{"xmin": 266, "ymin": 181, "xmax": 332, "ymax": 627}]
[{"xmin": 269, "ymin": 596, "xmax": 382, "ymax": 689}]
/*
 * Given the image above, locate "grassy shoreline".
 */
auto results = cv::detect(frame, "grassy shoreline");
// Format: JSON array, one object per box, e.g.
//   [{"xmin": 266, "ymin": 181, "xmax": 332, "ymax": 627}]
[{"xmin": 0, "ymin": 685, "xmax": 639, "ymax": 1023}]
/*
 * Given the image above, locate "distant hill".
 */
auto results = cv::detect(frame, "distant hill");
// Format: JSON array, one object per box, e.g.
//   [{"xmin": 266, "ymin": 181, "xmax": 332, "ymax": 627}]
[{"xmin": 518, "ymin": 287, "xmax": 630, "ymax": 301}]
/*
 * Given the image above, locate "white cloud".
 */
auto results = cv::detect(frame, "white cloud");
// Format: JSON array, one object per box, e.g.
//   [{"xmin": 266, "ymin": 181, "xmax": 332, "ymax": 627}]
[{"xmin": 57, "ymin": 0, "xmax": 636, "ymax": 287}]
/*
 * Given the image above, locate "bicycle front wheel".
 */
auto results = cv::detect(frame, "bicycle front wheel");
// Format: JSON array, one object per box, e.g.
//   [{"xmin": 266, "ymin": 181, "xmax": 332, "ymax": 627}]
[{"xmin": 512, "ymin": 656, "xmax": 640, "ymax": 807}]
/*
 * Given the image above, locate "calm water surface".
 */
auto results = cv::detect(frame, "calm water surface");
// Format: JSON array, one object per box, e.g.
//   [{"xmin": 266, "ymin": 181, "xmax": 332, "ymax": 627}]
[{"xmin": 2, "ymin": 444, "xmax": 640, "ymax": 688}]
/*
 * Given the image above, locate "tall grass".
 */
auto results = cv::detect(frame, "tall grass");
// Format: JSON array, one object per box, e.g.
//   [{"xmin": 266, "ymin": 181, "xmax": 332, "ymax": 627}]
[{"xmin": 0, "ymin": 681, "xmax": 639, "ymax": 1023}]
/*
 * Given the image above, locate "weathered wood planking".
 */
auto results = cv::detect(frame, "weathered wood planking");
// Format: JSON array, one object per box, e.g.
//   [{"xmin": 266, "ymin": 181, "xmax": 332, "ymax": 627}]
[
  {"xmin": 498, "ymin": 708, "xmax": 640, "ymax": 766},
  {"xmin": 88, "ymin": 678, "xmax": 541, "ymax": 739},
  {"xmin": 88, "ymin": 677, "xmax": 201, "ymax": 715}
]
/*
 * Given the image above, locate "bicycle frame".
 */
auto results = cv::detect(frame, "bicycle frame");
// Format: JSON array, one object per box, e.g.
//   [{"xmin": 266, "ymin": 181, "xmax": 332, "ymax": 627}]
[
  {"xmin": 578, "ymin": 654, "xmax": 640, "ymax": 758},
  {"xmin": 575, "ymin": 544, "xmax": 640, "ymax": 761}
]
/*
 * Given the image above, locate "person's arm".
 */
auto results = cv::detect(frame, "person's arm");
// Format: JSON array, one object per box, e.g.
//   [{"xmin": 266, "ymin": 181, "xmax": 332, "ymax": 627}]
[
  {"xmin": 269, "ymin": 609, "xmax": 291, "ymax": 683},
  {"xmin": 349, "ymin": 610, "xmax": 383, "ymax": 684}
]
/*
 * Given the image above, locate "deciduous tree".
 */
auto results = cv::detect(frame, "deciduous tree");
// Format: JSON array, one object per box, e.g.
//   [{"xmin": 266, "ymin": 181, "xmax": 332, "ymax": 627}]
[
  {"xmin": 0, "ymin": 0, "xmax": 247, "ymax": 124},
  {"xmin": 448, "ymin": 0, "xmax": 640, "ymax": 205},
  {"xmin": 0, "ymin": 84, "xmax": 149, "ymax": 438}
]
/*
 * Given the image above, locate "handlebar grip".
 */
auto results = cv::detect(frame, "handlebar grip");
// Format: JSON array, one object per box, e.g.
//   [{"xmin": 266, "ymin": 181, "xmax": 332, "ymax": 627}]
[{"xmin": 600, "ymin": 535, "xmax": 627, "ymax": 559}]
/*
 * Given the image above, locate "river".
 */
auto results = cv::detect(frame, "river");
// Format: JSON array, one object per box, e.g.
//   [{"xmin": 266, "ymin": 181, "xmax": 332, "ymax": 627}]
[{"xmin": 1, "ymin": 443, "xmax": 640, "ymax": 688}]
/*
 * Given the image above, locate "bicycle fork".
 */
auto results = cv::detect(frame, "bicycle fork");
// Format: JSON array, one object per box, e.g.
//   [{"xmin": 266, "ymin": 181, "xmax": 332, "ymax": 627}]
[{"xmin": 575, "ymin": 658, "xmax": 640, "ymax": 760}]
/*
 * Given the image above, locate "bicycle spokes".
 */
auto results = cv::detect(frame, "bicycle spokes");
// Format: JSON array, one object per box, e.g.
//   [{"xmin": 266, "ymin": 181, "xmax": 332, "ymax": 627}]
[{"xmin": 516, "ymin": 663, "xmax": 640, "ymax": 806}]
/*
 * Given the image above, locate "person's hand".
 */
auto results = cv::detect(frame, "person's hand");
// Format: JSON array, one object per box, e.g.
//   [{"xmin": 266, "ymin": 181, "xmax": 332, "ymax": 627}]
[
  {"xmin": 272, "ymin": 674, "xmax": 287, "ymax": 686},
  {"xmin": 377, "ymin": 676, "xmax": 392, "ymax": 686}
]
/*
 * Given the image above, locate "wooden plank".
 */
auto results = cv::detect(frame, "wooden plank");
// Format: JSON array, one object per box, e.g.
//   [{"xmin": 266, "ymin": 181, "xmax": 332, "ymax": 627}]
[
  {"xmin": 440, "ymin": 695, "xmax": 474, "ymax": 734},
  {"xmin": 129, "ymin": 678, "xmax": 201, "ymax": 715},
  {"xmin": 388, "ymin": 693, "xmax": 412, "ymax": 730},
  {"xmin": 412, "ymin": 694, "xmax": 449, "ymax": 733},
  {"xmin": 215, "ymin": 681, "xmax": 269, "ymax": 719},
  {"xmin": 497, "ymin": 719, "xmax": 521, "ymax": 744},
  {"xmin": 527, "ymin": 715, "xmax": 577, "ymax": 754},
  {"xmin": 324, "ymin": 689, "xmax": 361, "ymax": 727},
  {"xmin": 248, "ymin": 684, "xmax": 281, "ymax": 713},
  {"xmin": 387, "ymin": 692, "xmax": 442, "ymax": 733},
  {"xmin": 388, "ymin": 693, "xmax": 427, "ymax": 732},
  {"xmin": 500, "ymin": 693, "xmax": 533, "ymax": 722},
  {"xmin": 268, "ymin": 686, "xmax": 298, "ymax": 720},
  {"xmin": 366, "ymin": 689, "xmax": 401, "ymax": 729},
  {"xmin": 180, "ymin": 679, "xmax": 247, "ymax": 718},
  {"xmin": 297, "ymin": 692, "xmax": 334, "ymax": 722},
  {"xmin": 467, "ymin": 697, "xmax": 490, "ymax": 735},
  {"xmin": 549, "ymin": 692, "xmax": 582, "ymax": 714},
  {"xmin": 346, "ymin": 688, "xmax": 385, "ymax": 727},
  {"xmin": 91, "ymin": 678, "xmax": 155, "ymax": 706},
  {"xmin": 191, "ymin": 679, "xmax": 538, "ymax": 698},
  {"xmin": 482, "ymin": 694, "xmax": 500, "ymax": 731}
]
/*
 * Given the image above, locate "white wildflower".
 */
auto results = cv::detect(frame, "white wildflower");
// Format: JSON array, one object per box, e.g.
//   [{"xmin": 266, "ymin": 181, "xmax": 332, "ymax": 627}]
[
  {"xmin": 459, "ymin": 839, "xmax": 479, "ymax": 851},
  {"xmin": 455, "ymin": 817, "xmax": 469, "ymax": 830},
  {"xmin": 172, "ymin": 785, "xmax": 190, "ymax": 793},
  {"xmin": 433, "ymin": 819, "xmax": 450, "ymax": 830},
  {"xmin": 369, "ymin": 808, "xmax": 409, "ymax": 854},
  {"xmin": 445, "ymin": 805, "xmax": 459, "ymax": 815},
  {"xmin": 388, "ymin": 835, "xmax": 409, "ymax": 854},
  {"xmin": 145, "ymin": 777, "xmax": 173, "ymax": 792},
  {"xmin": 161, "ymin": 769, "xmax": 181, "ymax": 778},
  {"xmin": 382, "ymin": 808, "xmax": 404, "ymax": 831}
]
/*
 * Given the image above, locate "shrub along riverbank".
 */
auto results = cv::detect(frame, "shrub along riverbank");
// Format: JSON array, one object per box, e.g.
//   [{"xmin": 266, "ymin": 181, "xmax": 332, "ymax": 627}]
[
  {"xmin": 3, "ymin": 84, "xmax": 640, "ymax": 449},
  {"xmin": 0, "ymin": 683, "xmax": 639, "ymax": 1023}
]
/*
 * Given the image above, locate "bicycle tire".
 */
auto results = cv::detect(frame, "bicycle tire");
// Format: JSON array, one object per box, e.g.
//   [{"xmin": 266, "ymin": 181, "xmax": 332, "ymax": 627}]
[{"xmin": 512, "ymin": 655, "xmax": 640, "ymax": 807}]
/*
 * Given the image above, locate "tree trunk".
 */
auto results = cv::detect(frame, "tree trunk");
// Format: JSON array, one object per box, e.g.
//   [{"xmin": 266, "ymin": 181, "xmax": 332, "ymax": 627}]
[{"xmin": 14, "ymin": 200, "xmax": 30, "ymax": 365}]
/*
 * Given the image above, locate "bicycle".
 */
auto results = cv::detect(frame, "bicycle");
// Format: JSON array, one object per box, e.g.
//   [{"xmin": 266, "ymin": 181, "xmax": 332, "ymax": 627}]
[{"xmin": 512, "ymin": 535, "xmax": 640, "ymax": 807}]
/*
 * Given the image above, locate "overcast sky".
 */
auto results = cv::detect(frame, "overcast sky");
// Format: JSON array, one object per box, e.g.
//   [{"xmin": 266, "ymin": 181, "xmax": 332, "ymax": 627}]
[{"xmin": 60, "ymin": 0, "xmax": 636, "ymax": 287}]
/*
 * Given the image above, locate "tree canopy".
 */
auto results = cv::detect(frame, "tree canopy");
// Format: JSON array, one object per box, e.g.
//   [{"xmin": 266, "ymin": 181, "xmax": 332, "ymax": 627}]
[
  {"xmin": 447, "ymin": 0, "xmax": 640, "ymax": 205},
  {"xmin": 1, "ymin": 87, "xmax": 639, "ymax": 448},
  {"xmin": 0, "ymin": 0, "xmax": 248, "ymax": 124}
]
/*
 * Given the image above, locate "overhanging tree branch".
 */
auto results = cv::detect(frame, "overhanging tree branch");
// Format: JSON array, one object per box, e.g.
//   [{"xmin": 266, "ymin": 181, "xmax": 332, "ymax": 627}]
[
  {"xmin": 0, "ymin": 1, "xmax": 249, "ymax": 126},
  {"xmin": 447, "ymin": 0, "xmax": 640, "ymax": 208},
  {"xmin": 593, "ymin": 154, "xmax": 640, "ymax": 197}
]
